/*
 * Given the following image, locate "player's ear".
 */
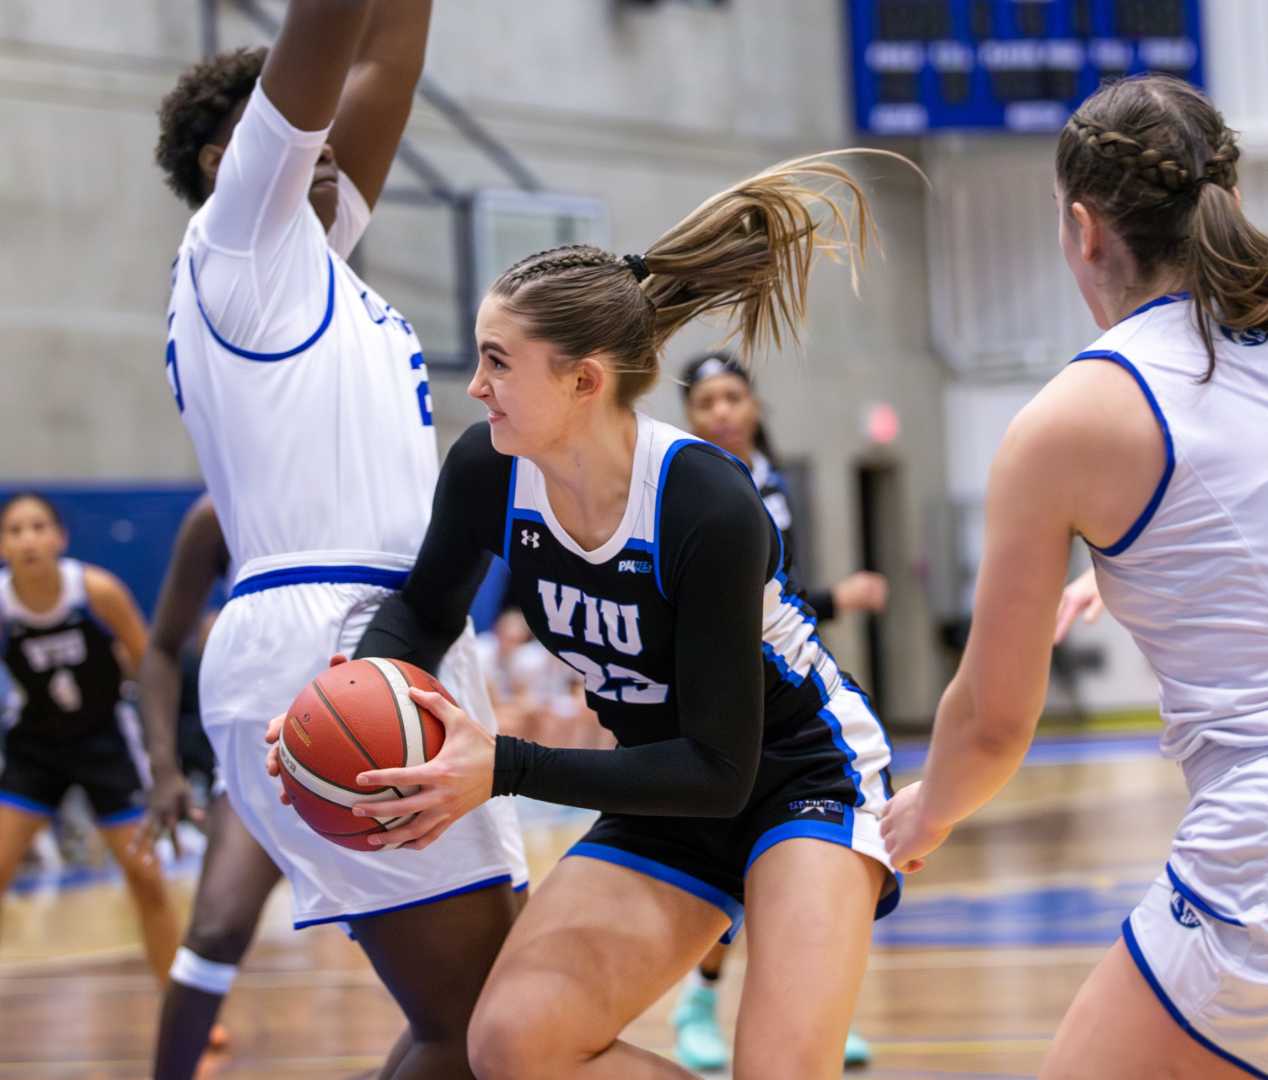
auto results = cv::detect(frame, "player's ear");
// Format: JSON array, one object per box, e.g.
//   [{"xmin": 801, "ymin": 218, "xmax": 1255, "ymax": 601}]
[
  {"xmin": 1070, "ymin": 200, "xmax": 1100, "ymax": 264},
  {"xmin": 198, "ymin": 143, "xmax": 225, "ymax": 195},
  {"xmin": 573, "ymin": 356, "xmax": 607, "ymax": 402}
]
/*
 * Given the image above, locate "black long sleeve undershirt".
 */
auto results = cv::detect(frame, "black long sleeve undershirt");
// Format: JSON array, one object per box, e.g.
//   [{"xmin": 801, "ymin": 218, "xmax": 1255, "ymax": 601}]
[{"xmin": 356, "ymin": 423, "xmax": 770, "ymax": 818}]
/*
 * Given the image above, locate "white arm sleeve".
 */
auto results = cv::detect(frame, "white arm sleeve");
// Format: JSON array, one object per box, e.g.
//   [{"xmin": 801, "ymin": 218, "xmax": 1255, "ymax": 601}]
[
  {"xmin": 202, "ymin": 83, "xmax": 330, "ymax": 256},
  {"xmin": 326, "ymin": 171, "xmax": 373, "ymax": 261},
  {"xmin": 189, "ymin": 84, "xmax": 335, "ymax": 355}
]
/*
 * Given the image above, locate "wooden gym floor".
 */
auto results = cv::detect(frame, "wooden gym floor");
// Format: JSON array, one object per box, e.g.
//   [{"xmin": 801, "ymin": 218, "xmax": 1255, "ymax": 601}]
[{"xmin": 0, "ymin": 731, "xmax": 1188, "ymax": 1078}]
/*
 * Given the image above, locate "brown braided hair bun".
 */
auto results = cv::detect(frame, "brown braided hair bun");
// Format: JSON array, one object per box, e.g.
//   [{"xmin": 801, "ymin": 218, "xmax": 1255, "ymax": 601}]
[
  {"xmin": 487, "ymin": 151, "xmax": 914, "ymax": 408},
  {"xmin": 1057, "ymin": 75, "xmax": 1268, "ymax": 378}
]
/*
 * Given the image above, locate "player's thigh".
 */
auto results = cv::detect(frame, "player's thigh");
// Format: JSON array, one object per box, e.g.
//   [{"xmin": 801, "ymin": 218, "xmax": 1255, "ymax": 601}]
[
  {"xmin": 185, "ymin": 794, "xmax": 282, "ymax": 956},
  {"xmin": 0, "ymin": 803, "xmax": 51, "ymax": 892},
  {"xmin": 351, "ymin": 879, "xmax": 520, "ymax": 1043},
  {"xmin": 1042, "ymin": 939, "xmax": 1249, "ymax": 1080},
  {"xmin": 736, "ymin": 838, "xmax": 886, "ymax": 1080},
  {"xmin": 472, "ymin": 854, "xmax": 731, "ymax": 1059}
]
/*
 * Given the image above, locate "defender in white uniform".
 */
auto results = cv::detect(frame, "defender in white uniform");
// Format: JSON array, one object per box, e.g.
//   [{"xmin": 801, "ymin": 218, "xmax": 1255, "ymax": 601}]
[
  {"xmin": 881, "ymin": 75, "xmax": 1268, "ymax": 1079},
  {"xmin": 155, "ymin": 5, "xmax": 524, "ymax": 1078}
]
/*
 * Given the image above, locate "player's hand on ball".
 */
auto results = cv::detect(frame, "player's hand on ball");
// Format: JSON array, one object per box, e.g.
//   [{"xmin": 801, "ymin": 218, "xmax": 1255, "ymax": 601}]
[
  {"xmin": 880, "ymin": 781, "xmax": 951, "ymax": 874},
  {"xmin": 265, "ymin": 655, "xmax": 349, "ymax": 804},
  {"xmin": 350, "ymin": 688, "xmax": 494, "ymax": 852}
]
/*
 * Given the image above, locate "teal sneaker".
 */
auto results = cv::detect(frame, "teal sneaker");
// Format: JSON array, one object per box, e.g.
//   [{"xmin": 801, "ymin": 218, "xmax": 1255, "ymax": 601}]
[
  {"xmin": 672, "ymin": 984, "xmax": 729, "ymax": 1072},
  {"xmin": 844, "ymin": 1028, "xmax": 872, "ymax": 1069}
]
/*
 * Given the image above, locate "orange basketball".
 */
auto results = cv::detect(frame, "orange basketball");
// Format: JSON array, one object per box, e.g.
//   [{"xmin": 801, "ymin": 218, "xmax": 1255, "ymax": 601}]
[{"xmin": 277, "ymin": 658, "xmax": 449, "ymax": 850}]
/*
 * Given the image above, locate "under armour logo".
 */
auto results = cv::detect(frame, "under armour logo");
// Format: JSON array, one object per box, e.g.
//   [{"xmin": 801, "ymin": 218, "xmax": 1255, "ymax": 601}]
[{"xmin": 521, "ymin": 530, "xmax": 540, "ymax": 549}]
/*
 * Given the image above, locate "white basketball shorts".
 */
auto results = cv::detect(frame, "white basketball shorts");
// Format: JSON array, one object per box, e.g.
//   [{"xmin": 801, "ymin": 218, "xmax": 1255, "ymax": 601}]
[{"xmin": 199, "ymin": 560, "xmax": 527, "ymax": 929}]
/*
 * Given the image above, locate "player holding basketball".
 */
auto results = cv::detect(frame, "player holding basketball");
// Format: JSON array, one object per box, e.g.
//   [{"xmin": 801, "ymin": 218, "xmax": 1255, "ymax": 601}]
[
  {"xmin": 134, "ymin": 495, "xmax": 285, "ymax": 1077},
  {"xmin": 673, "ymin": 350, "xmax": 886, "ymax": 1071},
  {"xmin": 155, "ymin": 3, "xmax": 526, "ymax": 1078},
  {"xmin": 0, "ymin": 493, "xmax": 181, "ymax": 984},
  {"xmin": 297, "ymin": 154, "xmax": 904, "ymax": 1078},
  {"xmin": 882, "ymin": 74, "xmax": 1268, "ymax": 1078}
]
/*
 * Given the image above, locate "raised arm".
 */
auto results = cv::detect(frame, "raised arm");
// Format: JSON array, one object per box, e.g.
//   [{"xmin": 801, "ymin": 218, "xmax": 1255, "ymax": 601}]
[
  {"xmin": 135, "ymin": 498, "xmax": 229, "ymax": 850},
  {"xmin": 329, "ymin": 0, "xmax": 435, "ymax": 211},
  {"xmin": 259, "ymin": 1, "xmax": 377, "ymax": 134}
]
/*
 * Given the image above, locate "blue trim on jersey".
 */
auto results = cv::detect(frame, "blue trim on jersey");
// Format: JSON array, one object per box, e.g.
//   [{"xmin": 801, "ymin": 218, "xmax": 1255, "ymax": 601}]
[
  {"xmin": 97, "ymin": 806, "xmax": 146, "ymax": 828},
  {"xmin": 189, "ymin": 252, "xmax": 336, "ymax": 363},
  {"xmin": 1122, "ymin": 916, "xmax": 1268, "ymax": 1078},
  {"xmin": 566, "ymin": 841, "xmax": 745, "ymax": 942},
  {"xmin": 512, "ymin": 880, "xmax": 528, "ymax": 893},
  {"xmin": 1070, "ymin": 350, "xmax": 1176, "ymax": 557},
  {"xmin": 1123, "ymin": 292, "xmax": 1191, "ymax": 322},
  {"xmin": 653, "ymin": 439, "xmax": 699, "ymax": 600},
  {"xmin": 230, "ymin": 564, "xmax": 409, "ymax": 599},
  {"xmin": 1166, "ymin": 862, "xmax": 1245, "ymax": 927},
  {"xmin": 624, "ymin": 537, "xmax": 654, "ymax": 554},
  {"xmin": 501, "ymin": 458, "xmax": 520, "ymax": 564},
  {"xmin": 817, "ymin": 702, "xmax": 866, "ymax": 808},
  {"xmin": 293, "ymin": 873, "xmax": 514, "ymax": 930},
  {"xmin": 0, "ymin": 792, "xmax": 57, "ymax": 818}
]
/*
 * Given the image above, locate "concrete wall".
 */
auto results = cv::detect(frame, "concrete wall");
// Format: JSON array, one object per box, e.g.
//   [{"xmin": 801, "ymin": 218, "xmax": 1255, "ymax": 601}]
[{"xmin": 0, "ymin": 0, "xmax": 950, "ymax": 719}]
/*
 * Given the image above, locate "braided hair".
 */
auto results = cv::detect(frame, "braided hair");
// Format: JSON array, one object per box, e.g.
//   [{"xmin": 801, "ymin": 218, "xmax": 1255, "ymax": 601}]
[
  {"xmin": 487, "ymin": 152, "xmax": 893, "ymax": 407},
  {"xmin": 1057, "ymin": 75, "xmax": 1268, "ymax": 378}
]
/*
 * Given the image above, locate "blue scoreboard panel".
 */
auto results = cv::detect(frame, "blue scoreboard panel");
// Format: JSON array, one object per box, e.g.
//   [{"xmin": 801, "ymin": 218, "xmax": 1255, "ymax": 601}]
[{"xmin": 849, "ymin": 0, "xmax": 1204, "ymax": 134}]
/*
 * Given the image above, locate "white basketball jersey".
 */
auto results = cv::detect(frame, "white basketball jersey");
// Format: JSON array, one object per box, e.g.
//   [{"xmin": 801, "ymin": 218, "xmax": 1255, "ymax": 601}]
[
  {"xmin": 1075, "ymin": 295, "xmax": 1268, "ymax": 761},
  {"xmin": 164, "ymin": 85, "xmax": 438, "ymax": 572}
]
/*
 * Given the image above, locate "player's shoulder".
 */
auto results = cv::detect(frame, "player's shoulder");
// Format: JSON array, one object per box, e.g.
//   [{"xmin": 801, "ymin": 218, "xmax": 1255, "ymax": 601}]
[{"xmin": 659, "ymin": 437, "xmax": 766, "ymax": 537}]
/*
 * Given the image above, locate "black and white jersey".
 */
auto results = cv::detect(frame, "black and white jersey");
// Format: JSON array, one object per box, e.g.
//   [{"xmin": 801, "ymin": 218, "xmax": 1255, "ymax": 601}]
[
  {"xmin": 0, "ymin": 560, "xmax": 125, "ymax": 741},
  {"xmin": 360, "ymin": 414, "xmax": 868, "ymax": 817}
]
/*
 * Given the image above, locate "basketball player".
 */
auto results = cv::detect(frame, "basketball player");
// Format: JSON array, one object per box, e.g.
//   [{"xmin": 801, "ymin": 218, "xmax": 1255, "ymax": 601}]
[
  {"xmin": 134, "ymin": 495, "xmax": 284, "ymax": 1077},
  {"xmin": 882, "ymin": 75, "xmax": 1268, "ymax": 1078},
  {"xmin": 674, "ymin": 351, "xmax": 885, "ymax": 1071},
  {"xmin": 0, "ymin": 493, "xmax": 181, "ymax": 982},
  {"xmin": 280, "ymin": 153, "xmax": 906, "ymax": 1078},
  {"xmin": 156, "ymin": 4, "xmax": 526, "ymax": 1077}
]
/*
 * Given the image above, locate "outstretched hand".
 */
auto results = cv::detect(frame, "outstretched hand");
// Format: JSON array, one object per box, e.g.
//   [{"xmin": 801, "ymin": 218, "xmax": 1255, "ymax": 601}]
[
  {"xmin": 1054, "ymin": 567, "xmax": 1104, "ymax": 644},
  {"xmin": 350, "ymin": 688, "xmax": 495, "ymax": 852}
]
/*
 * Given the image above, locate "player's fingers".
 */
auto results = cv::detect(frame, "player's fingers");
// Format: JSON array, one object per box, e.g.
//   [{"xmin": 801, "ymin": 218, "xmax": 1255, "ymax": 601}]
[
  {"xmin": 351, "ymin": 789, "xmax": 437, "ymax": 819},
  {"xmin": 407, "ymin": 688, "xmax": 464, "ymax": 726},
  {"xmin": 1083, "ymin": 596, "xmax": 1105, "ymax": 624},
  {"xmin": 329, "ymin": 653, "xmax": 349, "ymax": 667},
  {"xmin": 376, "ymin": 814, "xmax": 450, "ymax": 851},
  {"xmin": 355, "ymin": 764, "xmax": 430, "ymax": 789},
  {"xmin": 1053, "ymin": 598, "xmax": 1078, "ymax": 643},
  {"xmin": 901, "ymin": 857, "xmax": 926, "ymax": 874},
  {"xmin": 264, "ymin": 712, "xmax": 286, "ymax": 744},
  {"xmin": 265, "ymin": 744, "xmax": 282, "ymax": 777}
]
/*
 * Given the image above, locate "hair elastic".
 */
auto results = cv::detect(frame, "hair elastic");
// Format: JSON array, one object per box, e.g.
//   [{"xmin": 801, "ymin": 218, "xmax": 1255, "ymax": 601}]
[{"xmin": 622, "ymin": 253, "xmax": 650, "ymax": 282}]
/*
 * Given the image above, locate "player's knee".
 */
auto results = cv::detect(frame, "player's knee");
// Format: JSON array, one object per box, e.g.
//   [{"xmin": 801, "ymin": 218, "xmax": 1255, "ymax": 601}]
[
  {"xmin": 121, "ymin": 860, "xmax": 170, "ymax": 908},
  {"xmin": 183, "ymin": 917, "xmax": 255, "ymax": 966},
  {"xmin": 468, "ymin": 999, "xmax": 553, "ymax": 1080}
]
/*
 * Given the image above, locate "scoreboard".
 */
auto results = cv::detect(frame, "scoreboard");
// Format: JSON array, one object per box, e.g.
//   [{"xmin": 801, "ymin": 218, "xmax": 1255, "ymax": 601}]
[{"xmin": 848, "ymin": 0, "xmax": 1204, "ymax": 134}]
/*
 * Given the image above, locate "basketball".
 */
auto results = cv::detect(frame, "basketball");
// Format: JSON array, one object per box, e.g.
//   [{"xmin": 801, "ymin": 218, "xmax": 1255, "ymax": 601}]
[{"xmin": 277, "ymin": 658, "xmax": 449, "ymax": 850}]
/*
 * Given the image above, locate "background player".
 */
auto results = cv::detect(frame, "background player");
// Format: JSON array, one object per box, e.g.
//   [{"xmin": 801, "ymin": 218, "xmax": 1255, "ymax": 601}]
[
  {"xmin": 134, "ymin": 494, "xmax": 283, "ymax": 1079},
  {"xmin": 156, "ymin": 2, "xmax": 527, "ymax": 1076},
  {"xmin": 674, "ymin": 349, "xmax": 885, "ymax": 1071},
  {"xmin": 0, "ymin": 493, "xmax": 181, "ymax": 984},
  {"xmin": 882, "ymin": 74, "xmax": 1268, "ymax": 1078},
  {"xmin": 290, "ymin": 151, "xmax": 907, "ymax": 1079}
]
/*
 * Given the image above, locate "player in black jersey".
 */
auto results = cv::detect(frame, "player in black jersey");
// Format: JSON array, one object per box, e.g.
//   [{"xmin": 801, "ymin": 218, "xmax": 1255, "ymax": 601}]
[
  {"xmin": 674, "ymin": 351, "xmax": 888, "ymax": 1071},
  {"xmin": 268, "ymin": 152, "xmax": 907, "ymax": 1077},
  {"xmin": 0, "ymin": 493, "xmax": 181, "ymax": 983}
]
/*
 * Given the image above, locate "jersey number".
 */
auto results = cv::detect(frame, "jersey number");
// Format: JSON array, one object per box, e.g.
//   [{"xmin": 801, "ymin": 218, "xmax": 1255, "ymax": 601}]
[
  {"xmin": 559, "ymin": 651, "xmax": 669, "ymax": 705},
  {"xmin": 409, "ymin": 352, "xmax": 432, "ymax": 427}
]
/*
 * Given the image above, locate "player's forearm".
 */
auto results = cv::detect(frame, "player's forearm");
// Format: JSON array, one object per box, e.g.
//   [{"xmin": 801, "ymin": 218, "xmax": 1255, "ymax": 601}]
[
  {"xmin": 916, "ymin": 673, "xmax": 1035, "ymax": 830},
  {"xmin": 352, "ymin": 0, "xmax": 434, "ymax": 79},
  {"xmin": 137, "ymin": 650, "xmax": 184, "ymax": 776}
]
